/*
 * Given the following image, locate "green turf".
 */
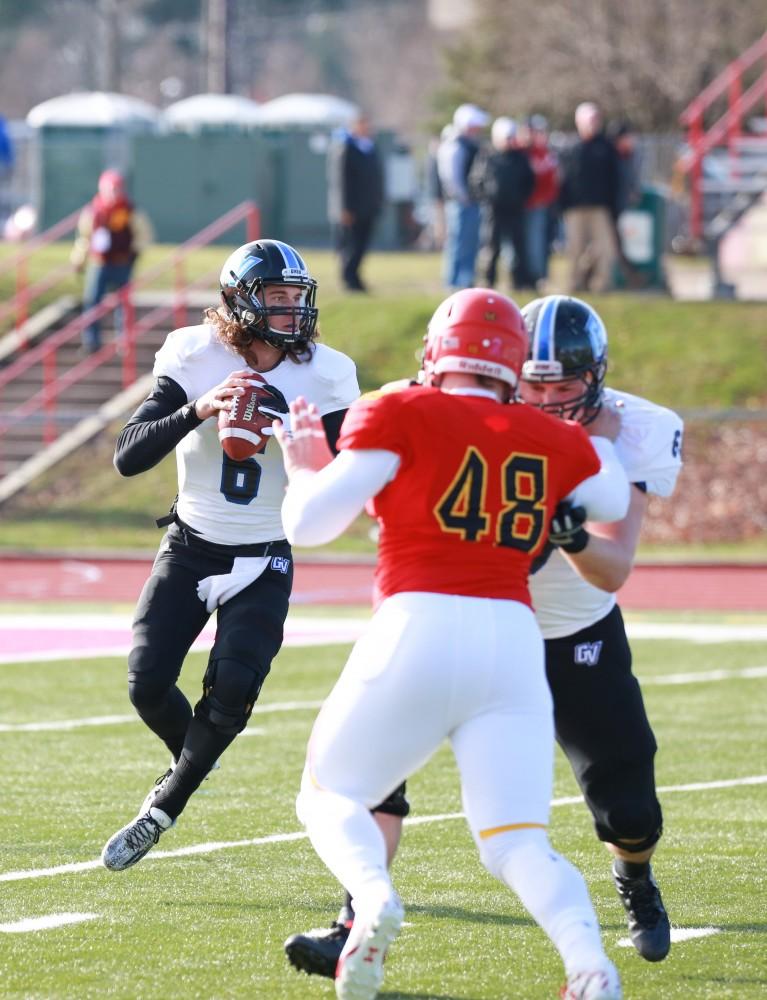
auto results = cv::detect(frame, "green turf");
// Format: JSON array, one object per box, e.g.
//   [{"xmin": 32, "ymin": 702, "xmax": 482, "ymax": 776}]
[{"xmin": 1, "ymin": 618, "xmax": 765, "ymax": 998}]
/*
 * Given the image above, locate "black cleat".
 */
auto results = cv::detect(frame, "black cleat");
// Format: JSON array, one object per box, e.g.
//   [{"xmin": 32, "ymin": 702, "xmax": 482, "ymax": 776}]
[
  {"xmin": 284, "ymin": 920, "xmax": 351, "ymax": 979},
  {"xmin": 612, "ymin": 862, "xmax": 671, "ymax": 962}
]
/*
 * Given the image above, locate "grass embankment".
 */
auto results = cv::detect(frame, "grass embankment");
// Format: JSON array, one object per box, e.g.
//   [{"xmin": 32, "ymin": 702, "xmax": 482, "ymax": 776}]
[{"xmin": 1, "ymin": 247, "xmax": 766, "ymax": 558}]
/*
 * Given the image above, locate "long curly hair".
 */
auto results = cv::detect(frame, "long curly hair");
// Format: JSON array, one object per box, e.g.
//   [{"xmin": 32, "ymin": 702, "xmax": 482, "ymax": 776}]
[{"xmin": 203, "ymin": 305, "xmax": 317, "ymax": 364}]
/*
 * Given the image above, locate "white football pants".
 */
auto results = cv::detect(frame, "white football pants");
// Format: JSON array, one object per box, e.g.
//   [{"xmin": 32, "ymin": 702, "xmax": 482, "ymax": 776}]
[{"xmin": 297, "ymin": 590, "xmax": 610, "ymax": 975}]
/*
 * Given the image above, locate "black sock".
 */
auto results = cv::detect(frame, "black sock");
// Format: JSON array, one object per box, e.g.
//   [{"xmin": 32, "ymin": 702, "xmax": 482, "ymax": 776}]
[
  {"xmin": 614, "ymin": 858, "xmax": 651, "ymax": 879},
  {"xmin": 153, "ymin": 716, "xmax": 236, "ymax": 819}
]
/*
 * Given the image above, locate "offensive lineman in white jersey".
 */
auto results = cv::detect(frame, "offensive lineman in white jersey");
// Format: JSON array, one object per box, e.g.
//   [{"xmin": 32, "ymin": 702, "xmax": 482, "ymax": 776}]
[
  {"xmin": 285, "ymin": 295, "xmax": 681, "ymax": 985},
  {"xmin": 101, "ymin": 239, "xmax": 359, "ymax": 871},
  {"xmin": 519, "ymin": 294, "xmax": 682, "ymax": 963}
]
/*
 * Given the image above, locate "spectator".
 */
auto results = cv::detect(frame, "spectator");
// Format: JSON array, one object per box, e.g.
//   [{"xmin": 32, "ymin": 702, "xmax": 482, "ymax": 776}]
[
  {"xmin": 608, "ymin": 119, "xmax": 645, "ymax": 285},
  {"xmin": 609, "ymin": 119, "xmax": 643, "ymax": 216},
  {"xmin": 420, "ymin": 129, "xmax": 448, "ymax": 250},
  {"xmin": 559, "ymin": 102, "xmax": 619, "ymax": 293},
  {"xmin": 524, "ymin": 114, "xmax": 560, "ymax": 289},
  {"xmin": 327, "ymin": 112, "xmax": 384, "ymax": 293},
  {"xmin": 437, "ymin": 102, "xmax": 489, "ymax": 289},
  {"xmin": 0, "ymin": 115, "xmax": 15, "ymax": 221},
  {"xmin": 71, "ymin": 169, "xmax": 152, "ymax": 354},
  {"xmin": 471, "ymin": 117, "xmax": 536, "ymax": 291}
]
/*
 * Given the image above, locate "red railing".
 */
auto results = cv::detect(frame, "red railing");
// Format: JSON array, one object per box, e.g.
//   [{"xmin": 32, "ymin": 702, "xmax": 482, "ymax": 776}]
[
  {"xmin": 0, "ymin": 207, "xmax": 85, "ymax": 333},
  {"xmin": 0, "ymin": 200, "xmax": 260, "ymax": 448},
  {"xmin": 678, "ymin": 32, "xmax": 767, "ymax": 239}
]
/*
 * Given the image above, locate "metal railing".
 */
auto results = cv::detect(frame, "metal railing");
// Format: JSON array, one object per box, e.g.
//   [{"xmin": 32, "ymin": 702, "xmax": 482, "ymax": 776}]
[
  {"xmin": 0, "ymin": 207, "xmax": 85, "ymax": 334},
  {"xmin": 0, "ymin": 200, "xmax": 260, "ymax": 448},
  {"xmin": 677, "ymin": 32, "xmax": 767, "ymax": 240}
]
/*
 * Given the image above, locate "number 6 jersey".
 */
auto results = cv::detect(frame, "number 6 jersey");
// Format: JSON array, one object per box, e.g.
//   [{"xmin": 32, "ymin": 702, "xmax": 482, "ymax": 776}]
[{"xmin": 155, "ymin": 323, "xmax": 359, "ymax": 545}]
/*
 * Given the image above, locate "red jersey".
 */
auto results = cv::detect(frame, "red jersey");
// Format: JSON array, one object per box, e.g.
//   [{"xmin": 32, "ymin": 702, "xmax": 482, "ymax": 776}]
[
  {"xmin": 525, "ymin": 145, "xmax": 560, "ymax": 209},
  {"xmin": 338, "ymin": 386, "xmax": 600, "ymax": 605}
]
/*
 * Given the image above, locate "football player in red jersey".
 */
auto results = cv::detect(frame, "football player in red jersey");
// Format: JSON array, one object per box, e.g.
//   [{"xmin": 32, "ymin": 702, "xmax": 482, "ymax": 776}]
[
  {"xmin": 100, "ymin": 240, "xmax": 359, "ymax": 873},
  {"xmin": 274, "ymin": 288, "xmax": 628, "ymax": 1000}
]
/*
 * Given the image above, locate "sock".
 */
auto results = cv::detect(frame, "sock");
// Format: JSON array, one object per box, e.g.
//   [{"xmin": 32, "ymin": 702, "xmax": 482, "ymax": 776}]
[
  {"xmin": 153, "ymin": 716, "xmax": 236, "ymax": 819},
  {"xmin": 614, "ymin": 858, "xmax": 651, "ymax": 879}
]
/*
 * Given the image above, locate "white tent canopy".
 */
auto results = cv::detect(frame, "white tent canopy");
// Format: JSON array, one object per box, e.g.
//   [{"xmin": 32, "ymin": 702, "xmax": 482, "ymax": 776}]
[
  {"xmin": 163, "ymin": 93, "xmax": 263, "ymax": 129},
  {"xmin": 26, "ymin": 92, "xmax": 160, "ymax": 129},
  {"xmin": 254, "ymin": 93, "xmax": 359, "ymax": 127}
]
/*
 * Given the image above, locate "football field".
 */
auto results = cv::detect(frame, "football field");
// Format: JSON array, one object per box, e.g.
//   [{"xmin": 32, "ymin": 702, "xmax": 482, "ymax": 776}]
[{"xmin": 1, "ymin": 607, "xmax": 766, "ymax": 999}]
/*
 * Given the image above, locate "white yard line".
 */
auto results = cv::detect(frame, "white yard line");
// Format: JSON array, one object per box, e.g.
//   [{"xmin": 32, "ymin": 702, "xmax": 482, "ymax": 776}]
[
  {"xmin": 618, "ymin": 927, "xmax": 721, "ymax": 948},
  {"xmin": 1, "ymin": 774, "xmax": 764, "ymax": 885},
  {"xmin": 0, "ymin": 912, "xmax": 98, "ymax": 933},
  {"xmin": 2, "ymin": 660, "xmax": 765, "ymax": 733}
]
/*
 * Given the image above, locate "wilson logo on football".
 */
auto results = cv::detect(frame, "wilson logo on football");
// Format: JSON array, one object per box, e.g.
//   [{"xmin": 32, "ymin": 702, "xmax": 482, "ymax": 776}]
[{"xmin": 218, "ymin": 375, "xmax": 289, "ymax": 462}]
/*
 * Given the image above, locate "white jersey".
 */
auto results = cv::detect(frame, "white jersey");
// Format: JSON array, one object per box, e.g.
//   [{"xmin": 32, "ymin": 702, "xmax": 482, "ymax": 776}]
[
  {"xmin": 154, "ymin": 323, "xmax": 359, "ymax": 545},
  {"xmin": 530, "ymin": 388, "xmax": 684, "ymax": 638}
]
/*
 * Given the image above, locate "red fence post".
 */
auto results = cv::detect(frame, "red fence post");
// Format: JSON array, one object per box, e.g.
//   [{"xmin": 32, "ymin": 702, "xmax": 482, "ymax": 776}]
[
  {"xmin": 121, "ymin": 289, "xmax": 136, "ymax": 389},
  {"xmin": 174, "ymin": 258, "xmax": 187, "ymax": 330},
  {"xmin": 42, "ymin": 348, "xmax": 57, "ymax": 445}
]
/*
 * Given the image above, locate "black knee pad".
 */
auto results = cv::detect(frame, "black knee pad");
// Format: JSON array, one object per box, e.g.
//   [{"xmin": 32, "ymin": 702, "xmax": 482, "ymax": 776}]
[
  {"xmin": 195, "ymin": 657, "xmax": 267, "ymax": 736},
  {"xmin": 597, "ymin": 798, "xmax": 663, "ymax": 853},
  {"xmin": 372, "ymin": 782, "xmax": 410, "ymax": 818}
]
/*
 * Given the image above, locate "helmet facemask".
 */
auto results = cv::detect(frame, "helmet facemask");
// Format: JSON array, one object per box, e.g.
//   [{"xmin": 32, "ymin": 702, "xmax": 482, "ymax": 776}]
[
  {"xmin": 223, "ymin": 274, "xmax": 318, "ymax": 350},
  {"xmin": 520, "ymin": 361, "xmax": 606, "ymax": 424}
]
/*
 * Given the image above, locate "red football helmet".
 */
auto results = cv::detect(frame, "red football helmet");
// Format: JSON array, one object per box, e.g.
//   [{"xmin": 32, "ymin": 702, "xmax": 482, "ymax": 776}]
[{"xmin": 421, "ymin": 288, "xmax": 528, "ymax": 394}]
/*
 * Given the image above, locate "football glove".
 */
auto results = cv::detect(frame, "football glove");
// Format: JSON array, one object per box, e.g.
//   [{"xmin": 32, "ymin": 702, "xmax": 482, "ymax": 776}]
[{"xmin": 548, "ymin": 501, "xmax": 589, "ymax": 553}]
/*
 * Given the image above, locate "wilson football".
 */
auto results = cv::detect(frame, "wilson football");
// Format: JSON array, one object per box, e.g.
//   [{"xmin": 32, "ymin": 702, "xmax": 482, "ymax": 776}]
[{"xmin": 217, "ymin": 376, "xmax": 288, "ymax": 461}]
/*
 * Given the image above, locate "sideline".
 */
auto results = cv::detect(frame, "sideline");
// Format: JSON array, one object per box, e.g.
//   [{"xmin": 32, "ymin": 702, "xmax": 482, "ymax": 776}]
[{"xmin": 2, "ymin": 616, "xmax": 767, "ymax": 666}]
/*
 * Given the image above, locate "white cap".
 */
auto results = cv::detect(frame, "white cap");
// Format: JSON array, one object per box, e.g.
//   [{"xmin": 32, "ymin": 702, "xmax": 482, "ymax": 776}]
[
  {"xmin": 453, "ymin": 103, "xmax": 490, "ymax": 132},
  {"xmin": 491, "ymin": 116, "xmax": 517, "ymax": 147}
]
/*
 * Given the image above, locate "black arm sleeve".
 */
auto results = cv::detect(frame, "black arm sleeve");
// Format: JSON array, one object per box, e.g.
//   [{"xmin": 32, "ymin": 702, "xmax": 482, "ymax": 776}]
[
  {"xmin": 114, "ymin": 376, "xmax": 204, "ymax": 477},
  {"xmin": 322, "ymin": 408, "xmax": 347, "ymax": 456}
]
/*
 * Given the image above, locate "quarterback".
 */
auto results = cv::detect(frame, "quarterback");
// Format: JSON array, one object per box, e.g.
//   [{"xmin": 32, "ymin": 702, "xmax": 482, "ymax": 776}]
[
  {"xmin": 276, "ymin": 288, "xmax": 628, "ymax": 1000},
  {"xmin": 101, "ymin": 239, "xmax": 359, "ymax": 871}
]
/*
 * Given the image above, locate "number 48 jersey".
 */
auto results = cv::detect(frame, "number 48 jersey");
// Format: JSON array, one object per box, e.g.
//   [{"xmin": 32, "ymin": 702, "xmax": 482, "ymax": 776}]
[
  {"xmin": 530, "ymin": 388, "xmax": 684, "ymax": 637},
  {"xmin": 338, "ymin": 385, "xmax": 601, "ymax": 606}
]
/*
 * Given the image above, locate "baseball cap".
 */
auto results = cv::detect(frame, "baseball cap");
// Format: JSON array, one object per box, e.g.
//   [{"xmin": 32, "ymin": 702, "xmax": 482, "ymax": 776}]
[
  {"xmin": 453, "ymin": 103, "xmax": 490, "ymax": 132},
  {"xmin": 491, "ymin": 117, "xmax": 518, "ymax": 146}
]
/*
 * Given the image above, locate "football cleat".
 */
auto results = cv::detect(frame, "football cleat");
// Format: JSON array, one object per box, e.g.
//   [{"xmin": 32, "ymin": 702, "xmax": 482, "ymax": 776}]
[
  {"xmin": 140, "ymin": 767, "xmax": 174, "ymax": 814},
  {"xmin": 335, "ymin": 890, "xmax": 403, "ymax": 1000},
  {"xmin": 284, "ymin": 920, "xmax": 350, "ymax": 978},
  {"xmin": 560, "ymin": 961, "xmax": 622, "ymax": 999},
  {"xmin": 101, "ymin": 806, "xmax": 175, "ymax": 872},
  {"xmin": 612, "ymin": 862, "xmax": 671, "ymax": 962}
]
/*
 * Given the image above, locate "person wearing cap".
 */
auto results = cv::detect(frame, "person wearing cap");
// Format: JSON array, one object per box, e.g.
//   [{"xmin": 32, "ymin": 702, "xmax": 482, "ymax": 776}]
[
  {"xmin": 523, "ymin": 114, "xmax": 560, "ymax": 290},
  {"xmin": 71, "ymin": 169, "xmax": 153, "ymax": 353},
  {"xmin": 437, "ymin": 103, "xmax": 489, "ymax": 289},
  {"xmin": 470, "ymin": 116, "xmax": 535, "ymax": 290},
  {"xmin": 558, "ymin": 102, "xmax": 620, "ymax": 294}
]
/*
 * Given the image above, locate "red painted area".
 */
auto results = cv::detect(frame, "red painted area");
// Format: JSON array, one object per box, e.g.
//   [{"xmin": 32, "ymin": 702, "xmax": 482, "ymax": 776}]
[{"xmin": 0, "ymin": 555, "xmax": 764, "ymax": 611}]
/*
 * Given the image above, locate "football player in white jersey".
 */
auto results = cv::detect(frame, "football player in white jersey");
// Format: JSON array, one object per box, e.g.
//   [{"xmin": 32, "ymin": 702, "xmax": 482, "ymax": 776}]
[
  {"xmin": 101, "ymin": 239, "xmax": 359, "ymax": 871},
  {"xmin": 518, "ymin": 294, "xmax": 682, "ymax": 963},
  {"xmin": 284, "ymin": 294, "xmax": 681, "ymax": 981}
]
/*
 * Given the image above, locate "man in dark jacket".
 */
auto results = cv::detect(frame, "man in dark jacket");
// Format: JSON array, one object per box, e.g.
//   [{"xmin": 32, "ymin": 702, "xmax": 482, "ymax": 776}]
[
  {"xmin": 559, "ymin": 103, "xmax": 620, "ymax": 293},
  {"xmin": 471, "ymin": 117, "xmax": 535, "ymax": 290},
  {"xmin": 327, "ymin": 113, "xmax": 384, "ymax": 293}
]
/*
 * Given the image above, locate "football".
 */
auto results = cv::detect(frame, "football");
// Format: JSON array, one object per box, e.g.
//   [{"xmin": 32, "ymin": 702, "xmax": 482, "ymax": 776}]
[{"xmin": 217, "ymin": 375, "xmax": 288, "ymax": 461}]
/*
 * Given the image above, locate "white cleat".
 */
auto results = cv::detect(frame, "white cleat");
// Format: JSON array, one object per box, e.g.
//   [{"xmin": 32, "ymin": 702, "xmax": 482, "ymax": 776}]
[
  {"xmin": 335, "ymin": 890, "xmax": 404, "ymax": 1000},
  {"xmin": 101, "ymin": 806, "xmax": 175, "ymax": 872},
  {"xmin": 561, "ymin": 961, "xmax": 622, "ymax": 1000}
]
